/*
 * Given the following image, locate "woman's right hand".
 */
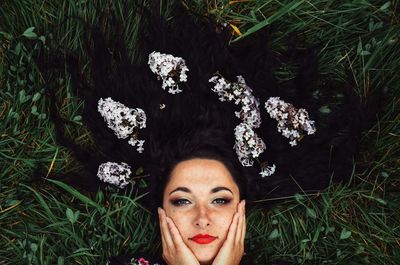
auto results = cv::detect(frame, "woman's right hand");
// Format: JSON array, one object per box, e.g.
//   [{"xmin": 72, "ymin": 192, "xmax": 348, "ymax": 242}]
[{"xmin": 158, "ymin": 207, "xmax": 200, "ymax": 265}]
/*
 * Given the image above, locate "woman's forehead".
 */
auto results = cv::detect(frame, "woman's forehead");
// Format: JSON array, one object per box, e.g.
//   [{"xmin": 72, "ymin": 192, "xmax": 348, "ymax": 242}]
[{"xmin": 166, "ymin": 158, "xmax": 239, "ymax": 191}]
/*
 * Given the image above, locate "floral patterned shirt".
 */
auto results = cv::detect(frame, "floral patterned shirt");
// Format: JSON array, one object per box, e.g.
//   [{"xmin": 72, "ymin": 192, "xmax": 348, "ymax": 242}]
[
  {"xmin": 107, "ymin": 253, "xmax": 165, "ymax": 265},
  {"xmin": 107, "ymin": 252, "xmax": 284, "ymax": 265}
]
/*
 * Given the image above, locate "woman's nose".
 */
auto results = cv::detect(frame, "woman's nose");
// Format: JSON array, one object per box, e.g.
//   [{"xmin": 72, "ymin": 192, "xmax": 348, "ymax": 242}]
[{"xmin": 193, "ymin": 206, "xmax": 211, "ymax": 229}]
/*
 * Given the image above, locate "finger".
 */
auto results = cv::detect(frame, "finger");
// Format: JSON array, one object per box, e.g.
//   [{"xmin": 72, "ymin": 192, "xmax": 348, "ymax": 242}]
[
  {"xmin": 235, "ymin": 201, "xmax": 245, "ymax": 244},
  {"xmin": 158, "ymin": 208, "xmax": 169, "ymax": 250},
  {"xmin": 226, "ymin": 212, "xmax": 240, "ymax": 244},
  {"xmin": 242, "ymin": 200, "xmax": 246, "ymax": 240},
  {"xmin": 236, "ymin": 200, "xmax": 246, "ymax": 244},
  {"xmin": 159, "ymin": 210, "xmax": 167, "ymax": 252},
  {"xmin": 237, "ymin": 200, "xmax": 242, "ymax": 212},
  {"xmin": 166, "ymin": 217, "xmax": 187, "ymax": 248},
  {"xmin": 158, "ymin": 208, "xmax": 174, "ymax": 251}
]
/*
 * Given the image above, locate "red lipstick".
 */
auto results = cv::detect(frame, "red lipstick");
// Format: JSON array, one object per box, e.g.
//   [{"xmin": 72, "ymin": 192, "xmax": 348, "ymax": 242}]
[{"xmin": 189, "ymin": 234, "xmax": 217, "ymax": 244}]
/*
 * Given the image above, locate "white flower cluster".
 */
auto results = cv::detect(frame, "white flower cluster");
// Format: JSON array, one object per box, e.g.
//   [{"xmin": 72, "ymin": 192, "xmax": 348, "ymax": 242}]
[
  {"xmin": 148, "ymin": 51, "xmax": 189, "ymax": 94},
  {"xmin": 259, "ymin": 164, "xmax": 276, "ymax": 178},
  {"xmin": 98, "ymin": 97, "xmax": 146, "ymax": 153},
  {"xmin": 209, "ymin": 75, "xmax": 261, "ymax": 128},
  {"xmin": 234, "ymin": 123, "xmax": 266, "ymax": 167},
  {"xmin": 210, "ymin": 74, "xmax": 265, "ymax": 168},
  {"xmin": 97, "ymin": 162, "xmax": 132, "ymax": 189},
  {"xmin": 265, "ymin": 97, "xmax": 316, "ymax": 146}
]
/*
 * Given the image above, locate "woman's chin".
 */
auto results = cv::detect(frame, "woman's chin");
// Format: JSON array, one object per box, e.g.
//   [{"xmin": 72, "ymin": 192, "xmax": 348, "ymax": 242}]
[
  {"xmin": 191, "ymin": 245, "xmax": 219, "ymax": 265},
  {"xmin": 195, "ymin": 254, "xmax": 214, "ymax": 265}
]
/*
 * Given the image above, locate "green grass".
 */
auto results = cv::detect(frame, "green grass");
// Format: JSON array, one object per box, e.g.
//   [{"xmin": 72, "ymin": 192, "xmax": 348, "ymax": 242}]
[{"xmin": 1, "ymin": 0, "xmax": 399, "ymax": 264}]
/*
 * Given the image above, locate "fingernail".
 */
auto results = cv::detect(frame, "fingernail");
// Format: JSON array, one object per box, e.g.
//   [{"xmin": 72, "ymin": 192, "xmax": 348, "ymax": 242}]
[
  {"xmin": 166, "ymin": 217, "xmax": 172, "ymax": 228},
  {"xmin": 157, "ymin": 207, "xmax": 162, "ymax": 215}
]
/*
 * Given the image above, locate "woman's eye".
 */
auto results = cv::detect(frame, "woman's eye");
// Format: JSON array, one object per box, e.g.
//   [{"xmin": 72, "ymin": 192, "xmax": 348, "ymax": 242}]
[
  {"xmin": 170, "ymin": 199, "xmax": 191, "ymax": 206},
  {"xmin": 212, "ymin": 198, "xmax": 231, "ymax": 205}
]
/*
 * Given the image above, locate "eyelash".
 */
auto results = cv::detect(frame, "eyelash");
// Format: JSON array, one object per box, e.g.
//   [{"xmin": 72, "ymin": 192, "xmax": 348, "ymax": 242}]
[{"xmin": 170, "ymin": 198, "xmax": 231, "ymax": 206}]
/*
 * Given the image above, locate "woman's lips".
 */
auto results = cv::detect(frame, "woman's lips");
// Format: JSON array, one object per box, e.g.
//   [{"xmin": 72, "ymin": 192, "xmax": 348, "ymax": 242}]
[{"xmin": 189, "ymin": 234, "xmax": 217, "ymax": 244}]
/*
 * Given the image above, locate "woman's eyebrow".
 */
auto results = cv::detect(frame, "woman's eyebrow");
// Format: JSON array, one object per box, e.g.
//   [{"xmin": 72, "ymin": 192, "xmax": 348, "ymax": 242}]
[
  {"xmin": 169, "ymin": 186, "xmax": 233, "ymax": 195},
  {"xmin": 210, "ymin": 186, "xmax": 233, "ymax": 194},
  {"xmin": 169, "ymin": 187, "xmax": 191, "ymax": 195}
]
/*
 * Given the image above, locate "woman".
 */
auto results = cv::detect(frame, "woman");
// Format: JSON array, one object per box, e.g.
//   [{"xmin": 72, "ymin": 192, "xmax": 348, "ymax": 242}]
[
  {"xmin": 147, "ymin": 158, "xmax": 245, "ymax": 265},
  {"xmin": 37, "ymin": 1, "xmax": 369, "ymax": 264}
]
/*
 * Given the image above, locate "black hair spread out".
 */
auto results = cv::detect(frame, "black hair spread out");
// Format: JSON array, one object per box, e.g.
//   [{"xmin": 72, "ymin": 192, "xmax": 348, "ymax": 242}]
[{"xmin": 36, "ymin": 1, "xmax": 371, "ymax": 212}]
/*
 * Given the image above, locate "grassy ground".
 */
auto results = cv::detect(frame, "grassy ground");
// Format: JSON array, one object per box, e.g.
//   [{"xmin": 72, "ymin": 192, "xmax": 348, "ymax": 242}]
[{"xmin": 1, "ymin": 0, "xmax": 400, "ymax": 264}]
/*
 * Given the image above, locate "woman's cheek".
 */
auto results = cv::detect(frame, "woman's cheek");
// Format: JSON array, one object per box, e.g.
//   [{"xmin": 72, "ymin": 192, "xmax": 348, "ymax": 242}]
[
  {"xmin": 170, "ymin": 212, "xmax": 190, "ymax": 234},
  {"xmin": 215, "ymin": 211, "xmax": 236, "ymax": 233},
  {"xmin": 165, "ymin": 207, "xmax": 183, "ymax": 220}
]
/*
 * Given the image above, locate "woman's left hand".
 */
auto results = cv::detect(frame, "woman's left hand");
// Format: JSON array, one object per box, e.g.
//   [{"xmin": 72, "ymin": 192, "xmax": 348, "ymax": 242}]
[{"xmin": 212, "ymin": 200, "xmax": 246, "ymax": 265}]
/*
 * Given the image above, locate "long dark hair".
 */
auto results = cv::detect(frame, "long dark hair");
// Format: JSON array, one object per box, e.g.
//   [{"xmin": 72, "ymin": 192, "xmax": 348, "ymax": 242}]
[{"xmin": 36, "ymin": 1, "xmax": 369, "ymax": 213}]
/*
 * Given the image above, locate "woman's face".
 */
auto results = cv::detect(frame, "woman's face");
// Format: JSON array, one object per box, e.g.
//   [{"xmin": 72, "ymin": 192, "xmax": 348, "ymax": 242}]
[{"xmin": 162, "ymin": 158, "xmax": 240, "ymax": 264}]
